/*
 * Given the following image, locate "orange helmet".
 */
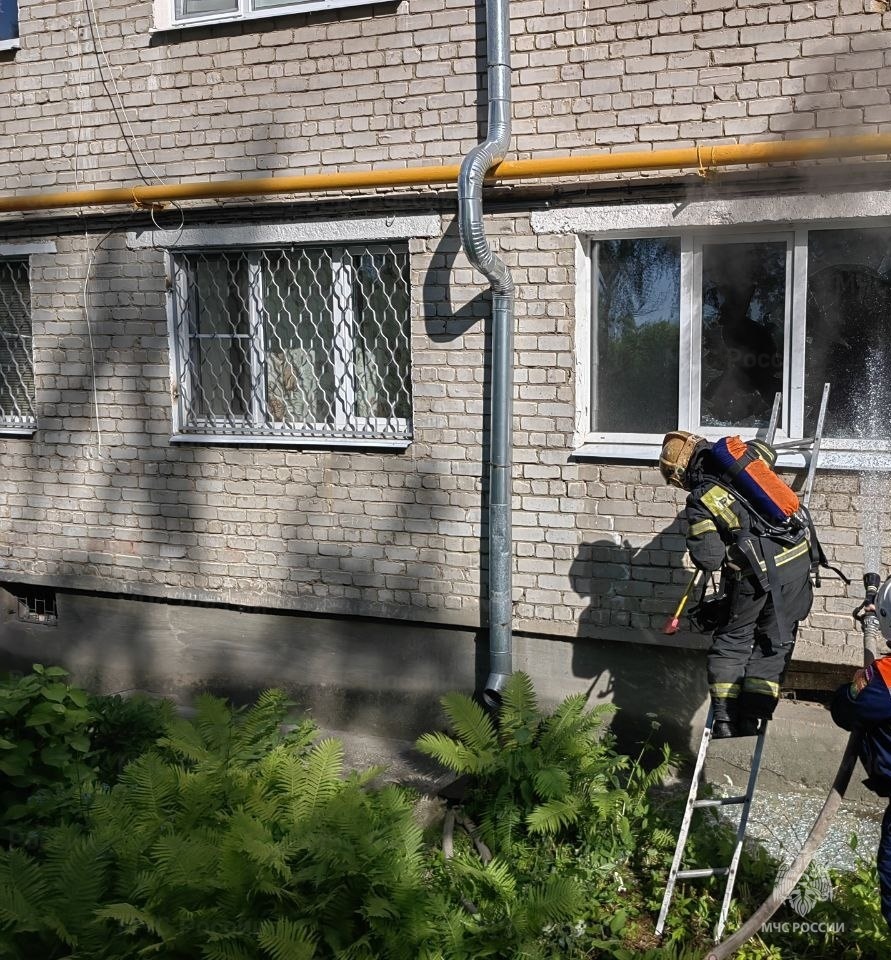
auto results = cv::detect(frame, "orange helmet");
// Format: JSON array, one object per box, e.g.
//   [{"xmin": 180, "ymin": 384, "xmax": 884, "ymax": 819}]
[{"xmin": 659, "ymin": 431, "xmax": 707, "ymax": 489}]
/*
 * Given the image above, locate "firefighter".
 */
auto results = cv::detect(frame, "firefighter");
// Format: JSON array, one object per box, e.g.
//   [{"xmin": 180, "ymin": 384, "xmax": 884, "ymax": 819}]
[
  {"xmin": 659, "ymin": 431, "xmax": 814, "ymax": 738},
  {"xmin": 830, "ymin": 578, "xmax": 891, "ymax": 932}
]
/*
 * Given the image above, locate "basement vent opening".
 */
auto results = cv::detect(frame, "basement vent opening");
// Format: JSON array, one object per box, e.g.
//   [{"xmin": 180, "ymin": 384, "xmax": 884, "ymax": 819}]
[{"xmin": 15, "ymin": 586, "xmax": 57, "ymax": 626}]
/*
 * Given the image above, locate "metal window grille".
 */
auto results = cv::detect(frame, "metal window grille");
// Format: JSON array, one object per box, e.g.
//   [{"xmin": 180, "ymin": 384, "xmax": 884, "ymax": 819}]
[
  {"xmin": 15, "ymin": 586, "xmax": 57, "ymax": 626},
  {"xmin": 0, "ymin": 259, "xmax": 35, "ymax": 428},
  {"xmin": 168, "ymin": 244, "xmax": 413, "ymax": 443}
]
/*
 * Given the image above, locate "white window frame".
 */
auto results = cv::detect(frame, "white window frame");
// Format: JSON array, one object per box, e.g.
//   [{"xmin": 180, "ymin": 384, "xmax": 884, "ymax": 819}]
[
  {"xmin": 152, "ymin": 0, "xmax": 381, "ymax": 32},
  {"xmin": 535, "ymin": 192, "xmax": 891, "ymax": 471},
  {"xmin": 129, "ymin": 217, "xmax": 439, "ymax": 448}
]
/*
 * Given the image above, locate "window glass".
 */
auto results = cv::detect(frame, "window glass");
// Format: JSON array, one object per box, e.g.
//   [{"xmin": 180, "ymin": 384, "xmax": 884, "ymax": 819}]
[
  {"xmin": 188, "ymin": 254, "xmax": 251, "ymax": 421},
  {"xmin": 700, "ymin": 240, "xmax": 786, "ymax": 430},
  {"xmin": 263, "ymin": 248, "xmax": 335, "ymax": 425},
  {"xmin": 351, "ymin": 250, "xmax": 412, "ymax": 421},
  {"xmin": 806, "ymin": 227, "xmax": 891, "ymax": 441},
  {"xmin": 175, "ymin": 0, "xmax": 238, "ymax": 18},
  {"xmin": 0, "ymin": 1, "xmax": 17, "ymax": 43},
  {"xmin": 0, "ymin": 259, "xmax": 34, "ymax": 425},
  {"xmin": 592, "ymin": 238, "xmax": 680, "ymax": 433}
]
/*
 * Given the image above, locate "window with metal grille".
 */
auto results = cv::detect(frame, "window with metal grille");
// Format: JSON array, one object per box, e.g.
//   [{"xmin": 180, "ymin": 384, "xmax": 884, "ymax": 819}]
[
  {"xmin": 15, "ymin": 586, "xmax": 57, "ymax": 626},
  {"xmin": 168, "ymin": 244, "xmax": 413, "ymax": 444},
  {"xmin": 0, "ymin": 259, "xmax": 35, "ymax": 429}
]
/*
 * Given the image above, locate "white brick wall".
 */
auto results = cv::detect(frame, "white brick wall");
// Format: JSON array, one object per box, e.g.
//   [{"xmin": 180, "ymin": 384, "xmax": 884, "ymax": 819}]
[{"xmin": 0, "ymin": 0, "xmax": 887, "ymax": 669}]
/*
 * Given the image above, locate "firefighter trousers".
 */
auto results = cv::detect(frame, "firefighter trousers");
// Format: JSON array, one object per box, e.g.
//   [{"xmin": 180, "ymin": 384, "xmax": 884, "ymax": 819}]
[{"xmin": 707, "ymin": 572, "xmax": 813, "ymax": 722}]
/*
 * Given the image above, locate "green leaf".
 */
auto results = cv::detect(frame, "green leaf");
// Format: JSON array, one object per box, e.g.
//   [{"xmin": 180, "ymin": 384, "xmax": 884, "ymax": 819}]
[
  {"xmin": 24, "ymin": 702, "xmax": 65, "ymax": 727},
  {"xmin": 40, "ymin": 683, "xmax": 70, "ymax": 703},
  {"xmin": 67, "ymin": 687, "xmax": 89, "ymax": 708},
  {"xmin": 257, "ymin": 918, "xmax": 316, "ymax": 960},
  {"xmin": 68, "ymin": 734, "xmax": 91, "ymax": 753},
  {"xmin": 40, "ymin": 743, "xmax": 72, "ymax": 768},
  {"xmin": 610, "ymin": 908, "xmax": 628, "ymax": 935},
  {"xmin": 439, "ymin": 692, "xmax": 497, "ymax": 754}
]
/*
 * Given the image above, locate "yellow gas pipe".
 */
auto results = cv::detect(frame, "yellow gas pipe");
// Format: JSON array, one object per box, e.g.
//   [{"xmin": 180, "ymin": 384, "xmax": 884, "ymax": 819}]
[{"xmin": 1, "ymin": 133, "xmax": 890, "ymax": 215}]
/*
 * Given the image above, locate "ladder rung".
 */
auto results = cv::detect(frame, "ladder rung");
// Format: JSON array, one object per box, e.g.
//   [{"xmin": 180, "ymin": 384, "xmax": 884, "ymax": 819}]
[
  {"xmin": 677, "ymin": 867, "xmax": 730, "ymax": 880},
  {"xmin": 693, "ymin": 795, "xmax": 748, "ymax": 808}
]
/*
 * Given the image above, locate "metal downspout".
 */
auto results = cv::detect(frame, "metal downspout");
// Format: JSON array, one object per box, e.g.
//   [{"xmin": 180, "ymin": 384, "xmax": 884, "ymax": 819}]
[{"xmin": 457, "ymin": 0, "xmax": 514, "ymax": 706}]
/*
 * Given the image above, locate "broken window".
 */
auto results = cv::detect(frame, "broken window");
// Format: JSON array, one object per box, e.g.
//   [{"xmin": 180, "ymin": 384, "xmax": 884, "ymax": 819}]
[
  {"xmin": 700, "ymin": 239, "xmax": 787, "ymax": 430},
  {"xmin": 805, "ymin": 227, "xmax": 891, "ymax": 443}
]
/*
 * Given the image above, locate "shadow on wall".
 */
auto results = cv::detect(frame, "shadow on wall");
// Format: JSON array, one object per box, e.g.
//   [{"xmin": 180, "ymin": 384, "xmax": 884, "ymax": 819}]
[{"xmin": 568, "ymin": 528, "xmax": 710, "ymax": 758}]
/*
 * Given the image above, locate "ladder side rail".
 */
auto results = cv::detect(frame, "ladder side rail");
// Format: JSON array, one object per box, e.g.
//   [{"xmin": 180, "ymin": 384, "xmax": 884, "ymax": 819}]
[
  {"xmin": 655, "ymin": 707, "xmax": 715, "ymax": 938},
  {"xmin": 765, "ymin": 392, "xmax": 781, "ymax": 447},
  {"xmin": 713, "ymin": 728, "xmax": 768, "ymax": 941},
  {"xmin": 801, "ymin": 382, "xmax": 830, "ymax": 508}
]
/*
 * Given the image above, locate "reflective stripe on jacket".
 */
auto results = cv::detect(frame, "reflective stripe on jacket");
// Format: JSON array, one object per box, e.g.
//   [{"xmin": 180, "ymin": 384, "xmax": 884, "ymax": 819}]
[{"xmin": 685, "ymin": 480, "xmax": 811, "ymax": 585}]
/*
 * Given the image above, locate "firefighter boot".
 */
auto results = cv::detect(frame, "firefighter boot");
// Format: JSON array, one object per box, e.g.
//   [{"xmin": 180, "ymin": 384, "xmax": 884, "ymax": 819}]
[
  {"xmin": 711, "ymin": 699, "xmax": 737, "ymax": 739},
  {"xmin": 736, "ymin": 716, "xmax": 761, "ymax": 737}
]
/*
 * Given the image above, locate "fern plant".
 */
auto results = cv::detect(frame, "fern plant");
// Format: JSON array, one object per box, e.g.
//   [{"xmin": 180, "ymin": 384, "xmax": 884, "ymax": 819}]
[
  {"xmin": 417, "ymin": 672, "xmax": 672, "ymax": 867},
  {"xmin": 0, "ymin": 688, "xmax": 446, "ymax": 960}
]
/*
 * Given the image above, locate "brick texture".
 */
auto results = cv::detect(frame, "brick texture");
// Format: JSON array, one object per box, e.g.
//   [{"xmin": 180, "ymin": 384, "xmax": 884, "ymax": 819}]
[{"xmin": 0, "ymin": 0, "xmax": 887, "ymax": 669}]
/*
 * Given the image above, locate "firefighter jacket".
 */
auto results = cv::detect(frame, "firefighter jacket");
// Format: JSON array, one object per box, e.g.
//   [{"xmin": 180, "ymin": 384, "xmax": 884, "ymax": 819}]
[
  {"xmin": 684, "ymin": 478, "xmax": 812, "ymax": 589},
  {"xmin": 831, "ymin": 656, "xmax": 891, "ymax": 796}
]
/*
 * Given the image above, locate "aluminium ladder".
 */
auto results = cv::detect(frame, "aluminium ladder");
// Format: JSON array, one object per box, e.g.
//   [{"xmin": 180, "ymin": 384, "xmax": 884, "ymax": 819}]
[
  {"xmin": 655, "ymin": 709, "xmax": 767, "ymax": 942},
  {"xmin": 655, "ymin": 384, "xmax": 831, "ymax": 942}
]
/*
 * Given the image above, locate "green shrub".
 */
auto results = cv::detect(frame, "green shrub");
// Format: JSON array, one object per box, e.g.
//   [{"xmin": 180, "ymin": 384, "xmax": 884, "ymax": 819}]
[{"xmin": 0, "ymin": 665, "xmax": 94, "ymax": 825}]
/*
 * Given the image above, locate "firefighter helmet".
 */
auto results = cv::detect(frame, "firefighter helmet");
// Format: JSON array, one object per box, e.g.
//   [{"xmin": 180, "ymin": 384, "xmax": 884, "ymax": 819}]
[
  {"xmin": 875, "ymin": 576, "xmax": 891, "ymax": 644},
  {"xmin": 659, "ymin": 431, "xmax": 707, "ymax": 489}
]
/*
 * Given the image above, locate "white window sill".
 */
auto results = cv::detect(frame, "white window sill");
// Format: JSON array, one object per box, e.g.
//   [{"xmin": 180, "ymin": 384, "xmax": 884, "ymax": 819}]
[
  {"xmin": 0, "ymin": 426, "xmax": 36, "ymax": 436},
  {"xmin": 0, "ymin": 39, "xmax": 20, "ymax": 52},
  {"xmin": 170, "ymin": 433, "xmax": 411, "ymax": 450},
  {"xmin": 152, "ymin": 0, "xmax": 389, "ymax": 34},
  {"xmin": 573, "ymin": 441, "xmax": 891, "ymax": 472}
]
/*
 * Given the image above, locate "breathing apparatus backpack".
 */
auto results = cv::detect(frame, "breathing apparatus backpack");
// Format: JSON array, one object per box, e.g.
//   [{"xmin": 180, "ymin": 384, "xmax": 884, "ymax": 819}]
[
  {"xmin": 710, "ymin": 436, "xmax": 799, "ymax": 527},
  {"xmin": 709, "ymin": 435, "xmax": 848, "ymax": 589}
]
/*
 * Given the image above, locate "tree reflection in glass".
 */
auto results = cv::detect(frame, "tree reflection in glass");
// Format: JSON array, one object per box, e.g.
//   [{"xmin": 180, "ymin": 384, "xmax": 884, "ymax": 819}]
[
  {"xmin": 700, "ymin": 240, "xmax": 786, "ymax": 429},
  {"xmin": 593, "ymin": 238, "xmax": 680, "ymax": 433}
]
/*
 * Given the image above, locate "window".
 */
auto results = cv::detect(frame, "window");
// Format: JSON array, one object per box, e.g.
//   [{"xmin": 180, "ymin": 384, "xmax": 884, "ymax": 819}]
[
  {"xmin": 585, "ymin": 224, "xmax": 891, "ymax": 459},
  {"xmin": 154, "ymin": 0, "xmax": 378, "ymax": 31},
  {"xmin": 14, "ymin": 586, "xmax": 57, "ymax": 626},
  {"xmin": 0, "ymin": 0, "xmax": 18, "ymax": 50},
  {"xmin": 168, "ymin": 243, "xmax": 413, "ymax": 445},
  {"xmin": 0, "ymin": 258, "xmax": 35, "ymax": 430}
]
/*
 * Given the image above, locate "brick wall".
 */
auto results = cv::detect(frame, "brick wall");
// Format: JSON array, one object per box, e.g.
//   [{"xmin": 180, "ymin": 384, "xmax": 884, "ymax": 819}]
[
  {"xmin": 0, "ymin": 0, "xmax": 887, "ymax": 673},
  {"xmin": 1, "ymin": 0, "xmax": 891, "ymax": 193}
]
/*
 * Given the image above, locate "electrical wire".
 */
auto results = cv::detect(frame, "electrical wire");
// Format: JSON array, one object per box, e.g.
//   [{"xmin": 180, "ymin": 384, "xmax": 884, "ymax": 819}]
[
  {"xmin": 71, "ymin": 1, "xmax": 187, "ymax": 457},
  {"xmin": 82, "ymin": 0, "xmax": 164, "ymax": 187}
]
